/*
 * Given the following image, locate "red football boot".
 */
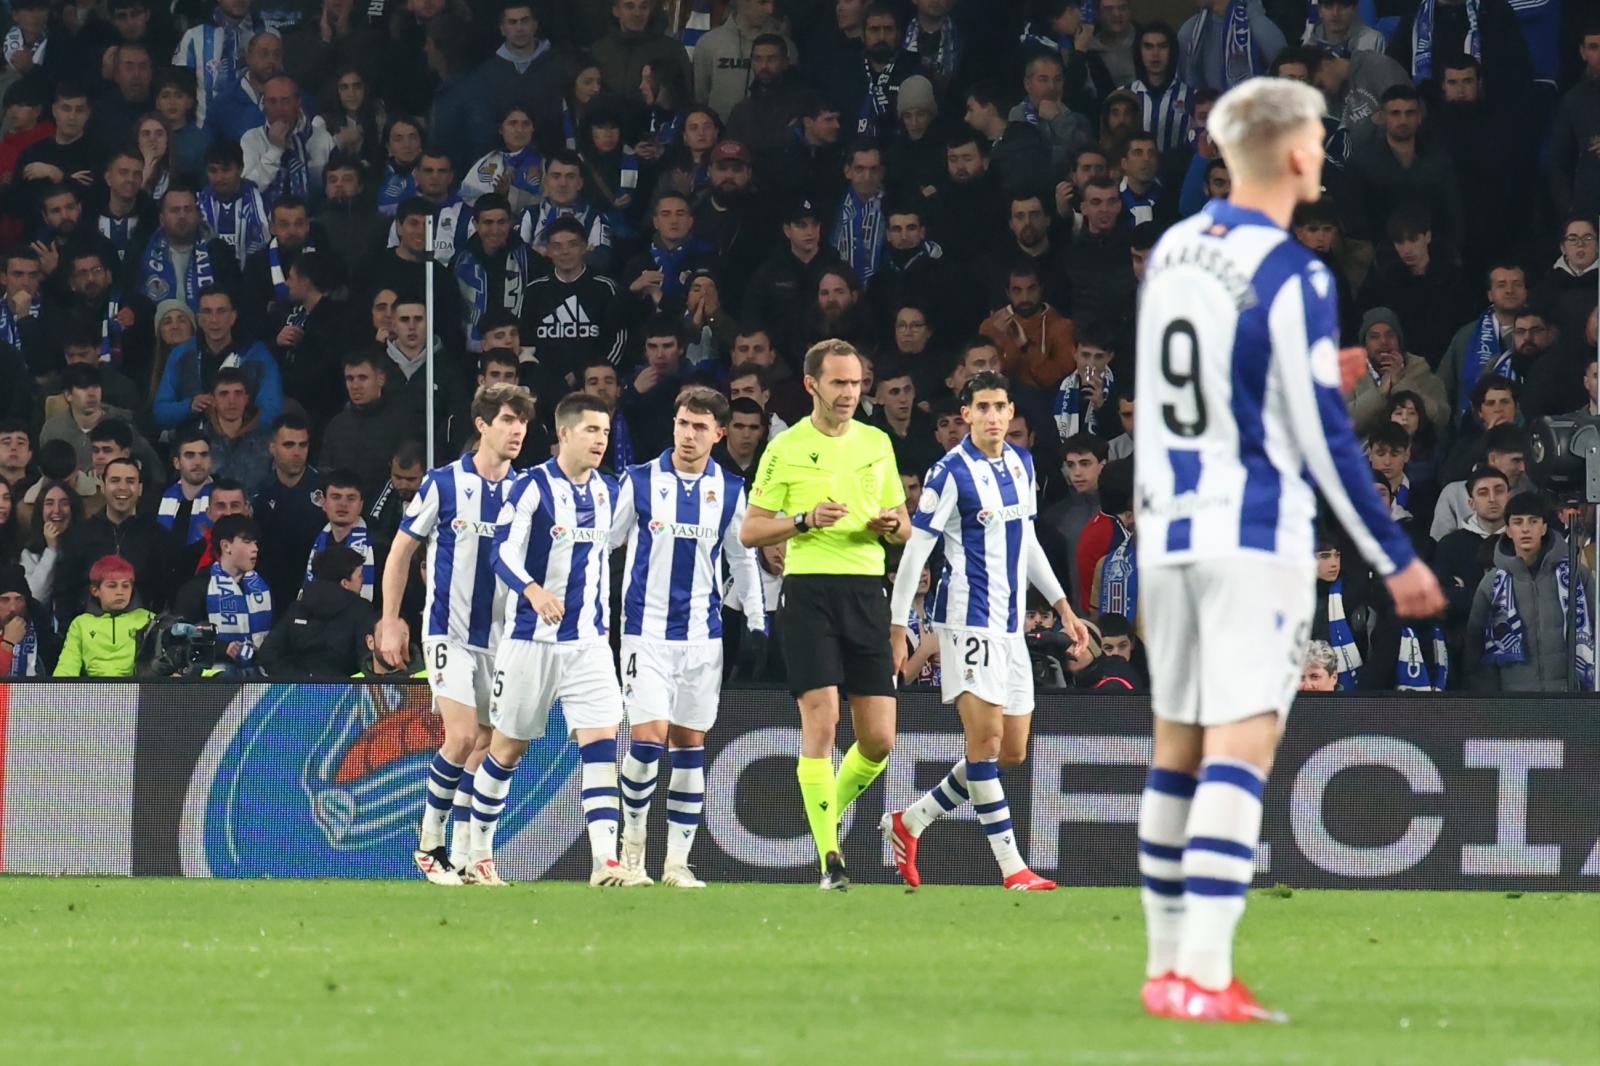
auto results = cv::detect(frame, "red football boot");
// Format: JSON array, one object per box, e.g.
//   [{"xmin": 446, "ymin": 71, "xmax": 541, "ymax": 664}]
[
  {"xmin": 1002, "ymin": 868, "xmax": 1057, "ymax": 891},
  {"xmin": 879, "ymin": 811, "xmax": 921, "ymax": 888},
  {"xmin": 1175, "ymin": 977, "xmax": 1289, "ymax": 1023},
  {"xmin": 1139, "ymin": 972, "xmax": 1182, "ymax": 1018}
]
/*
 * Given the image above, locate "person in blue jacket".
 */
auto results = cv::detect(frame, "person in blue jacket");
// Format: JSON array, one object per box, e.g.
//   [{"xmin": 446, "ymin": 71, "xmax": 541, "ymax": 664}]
[{"xmin": 153, "ymin": 286, "xmax": 283, "ymax": 430}]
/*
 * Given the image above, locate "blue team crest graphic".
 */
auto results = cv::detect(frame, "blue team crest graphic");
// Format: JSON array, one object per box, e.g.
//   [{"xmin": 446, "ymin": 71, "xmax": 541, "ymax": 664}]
[{"xmin": 184, "ymin": 684, "xmax": 578, "ymax": 878}]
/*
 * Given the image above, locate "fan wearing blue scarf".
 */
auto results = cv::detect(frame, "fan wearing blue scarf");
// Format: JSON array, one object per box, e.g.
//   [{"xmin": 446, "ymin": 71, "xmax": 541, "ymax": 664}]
[
  {"xmin": 139, "ymin": 188, "xmax": 221, "ymax": 307},
  {"xmin": 1469, "ymin": 492, "xmax": 1596, "ymax": 692},
  {"xmin": 1446, "ymin": 261, "xmax": 1525, "ymax": 417},
  {"xmin": 1314, "ymin": 540, "xmax": 1365, "ymax": 689},
  {"xmin": 832, "ymin": 143, "xmax": 887, "ymax": 283},
  {"xmin": 1177, "ymin": 0, "xmax": 1288, "ymax": 92},
  {"xmin": 172, "ymin": 513, "xmax": 273, "ymax": 675}
]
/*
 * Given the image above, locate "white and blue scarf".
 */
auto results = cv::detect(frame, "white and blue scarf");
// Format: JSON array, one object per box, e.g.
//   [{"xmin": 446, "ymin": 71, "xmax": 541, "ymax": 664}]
[
  {"xmin": 198, "ymin": 180, "xmax": 268, "ymax": 266},
  {"xmin": 648, "ymin": 240, "xmax": 697, "ymax": 302},
  {"xmin": 0, "ymin": 291, "xmax": 40, "ymax": 349},
  {"xmin": 1326, "ymin": 579, "xmax": 1363, "ymax": 689},
  {"xmin": 304, "ymin": 522, "xmax": 374, "ymax": 601},
  {"xmin": 455, "ymin": 238, "xmax": 529, "ymax": 351},
  {"xmin": 3, "ymin": 27, "xmax": 46, "ymax": 70},
  {"xmin": 903, "ymin": 15, "xmax": 960, "ymax": 81},
  {"xmin": 206, "ymin": 562, "xmax": 273, "ymax": 663},
  {"xmin": 157, "ymin": 481, "xmax": 213, "ymax": 543},
  {"xmin": 265, "ymin": 118, "xmax": 316, "ymax": 207},
  {"xmin": 376, "ymin": 165, "xmax": 416, "ymax": 216},
  {"xmin": 646, "ymin": 109, "xmax": 682, "ymax": 145},
  {"xmin": 561, "ymin": 98, "xmax": 579, "ymax": 151},
  {"xmin": 1097, "ymin": 520, "xmax": 1137, "ymax": 623},
  {"xmin": 1223, "ymin": 0, "xmax": 1257, "ymax": 89},
  {"xmin": 499, "ymin": 145, "xmax": 544, "ymax": 200},
  {"xmin": 267, "ymin": 238, "xmax": 310, "ymax": 302},
  {"xmin": 1053, "ymin": 366, "xmax": 1113, "ymax": 441},
  {"xmin": 1483, "ymin": 557, "xmax": 1594, "ymax": 690},
  {"xmin": 859, "ymin": 54, "xmax": 899, "ymax": 137},
  {"xmin": 833, "ymin": 189, "xmax": 885, "ymax": 283},
  {"xmin": 1411, "ymin": 0, "xmax": 1479, "ymax": 83},
  {"xmin": 97, "ymin": 293, "xmax": 124, "ymax": 363},
  {"xmin": 3, "ymin": 617, "xmax": 37, "ymax": 676},
  {"xmin": 1396, "ymin": 623, "xmax": 1449, "ymax": 691},
  {"xmin": 678, "ymin": 0, "xmax": 713, "ymax": 56},
  {"xmin": 1458, "ymin": 306, "xmax": 1512, "ymax": 416},
  {"xmin": 140, "ymin": 231, "xmax": 215, "ymax": 306}
]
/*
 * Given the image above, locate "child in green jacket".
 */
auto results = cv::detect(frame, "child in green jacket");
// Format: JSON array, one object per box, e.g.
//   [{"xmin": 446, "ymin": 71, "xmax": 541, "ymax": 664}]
[{"xmin": 55, "ymin": 556, "xmax": 154, "ymax": 677}]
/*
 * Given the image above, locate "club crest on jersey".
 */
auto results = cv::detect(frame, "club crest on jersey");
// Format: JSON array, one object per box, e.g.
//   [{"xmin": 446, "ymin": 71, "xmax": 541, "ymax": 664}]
[{"xmin": 706, "ymin": 487, "xmax": 717, "ymax": 503}]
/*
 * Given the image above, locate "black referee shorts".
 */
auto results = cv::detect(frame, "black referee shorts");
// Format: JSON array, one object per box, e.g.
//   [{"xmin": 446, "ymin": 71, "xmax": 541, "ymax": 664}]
[{"xmin": 778, "ymin": 574, "xmax": 896, "ymax": 698}]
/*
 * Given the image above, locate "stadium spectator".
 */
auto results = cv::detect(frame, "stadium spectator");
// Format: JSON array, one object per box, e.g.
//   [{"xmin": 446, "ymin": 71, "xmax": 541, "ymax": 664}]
[
  {"xmin": 1438, "ymin": 262, "xmax": 1527, "ymax": 420},
  {"xmin": 131, "ymin": 185, "xmax": 241, "ymax": 311},
  {"xmin": 302, "ymin": 468, "xmax": 373, "ymax": 602},
  {"xmin": 1346, "ymin": 308, "xmax": 1449, "ymax": 438},
  {"xmin": 257, "ymin": 542, "xmax": 374, "ymax": 678},
  {"xmin": 1355, "ymin": 212, "xmax": 1477, "ymax": 370},
  {"xmin": 54, "ymin": 555, "xmax": 152, "ymax": 677},
  {"xmin": 320, "ymin": 350, "xmax": 411, "ymax": 500},
  {"xmin": 1438, "ymin": 375, "xmax": 1521, "ymax": 486},
  {"xmin": 156, "ymin": 428, "xmax": 213, "ymax": 545},
  {"xmin": 170, "ymin": 478, "xmax": 251, "ymax": 580},
  {"xmin": 173, "ymin": 512, "xmax": 272, "ymax": 675},
  {"xmin": 1175, "ymin": 0, "xmax": 1288, "ymax": 93},
  {"xmin": 1298, "ymin": 641, "xmax": 1340, "ymax": 693},
  {"xmin": 364, "ymin": 439, "xmax": 424, "ymax": 582},
  {"xmin": 980, "ymin": 261, "xmax": 1075, "ymax": 393},
  {"xmin": 252, "ymin": 414, "xmax": 324, "ymax": 608},
  {"xmin": 55, "ymin": 456, "xmax": 170, "ymax": 616},
  {"xmin": 153, "ymin": 283, "xmax": 283, "ymax": 433},
  {"xmin": 1466, "ymin": 493, "xmax": 1596, "ymax": 693},
  {"xmin": 200, "ymin": 368, "xmax": 274, "ymax": 493},
  {"xmin": 0, "ymin": 561, "xmax": 55, "ymax": 675}
]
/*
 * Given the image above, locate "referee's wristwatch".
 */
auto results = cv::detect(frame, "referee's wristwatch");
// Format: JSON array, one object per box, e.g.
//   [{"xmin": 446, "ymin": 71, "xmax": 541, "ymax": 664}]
[{"xmin": 793, "ymin": 510, "xmax": 810, "ymax": 534}]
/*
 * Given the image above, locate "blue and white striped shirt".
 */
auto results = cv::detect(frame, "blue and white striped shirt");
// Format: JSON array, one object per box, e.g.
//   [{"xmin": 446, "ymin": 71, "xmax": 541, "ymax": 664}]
[
  {"xmin": 493, "ymin": 459, "xmax": 617, "ymax": 644},
  {"xmin": 399, "ymin": 454, "xmax": 518, "ymax": 652},
  {"xmin": 1130, "ymin": 77, "xmax": 1192, "ymax": 153},
  {"xmin": 611, "ymin": 451, "xmax": 765, "ymax": 642},
  {"xmin": 172, "ymin": 17, "xmax": 260, "ymax": 128},
  {"xmin": 1133, "ymin": 199, "xmax": 1415, "ymax": 576},
  {"xmin": 915, "ymin": 438, "xmax": 1038, "ymax": 634}
]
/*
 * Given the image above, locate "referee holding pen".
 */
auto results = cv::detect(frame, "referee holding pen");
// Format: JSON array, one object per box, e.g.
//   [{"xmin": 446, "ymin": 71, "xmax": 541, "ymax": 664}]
[{"xmin": 740, "ymin": 339, "xmax": 911, "ymax": 890}]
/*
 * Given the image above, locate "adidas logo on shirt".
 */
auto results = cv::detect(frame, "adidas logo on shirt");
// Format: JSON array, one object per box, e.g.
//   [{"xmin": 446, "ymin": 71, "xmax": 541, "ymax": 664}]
[{"xmin": 535, "ymin": 294, "xmax": 600, "ymax": 340}]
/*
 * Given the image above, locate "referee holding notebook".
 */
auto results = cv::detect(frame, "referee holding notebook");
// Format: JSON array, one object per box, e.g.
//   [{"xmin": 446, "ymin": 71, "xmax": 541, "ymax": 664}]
[{"xmin": 740, "ymin": 338, "xmax": 911, "ymax": 890}]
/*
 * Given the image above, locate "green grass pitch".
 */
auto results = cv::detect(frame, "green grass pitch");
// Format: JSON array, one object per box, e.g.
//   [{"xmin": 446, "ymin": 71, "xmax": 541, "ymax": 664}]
[{"xmin": 0, "ymin": 878, "xmax": 1593, "ymax": 1065}]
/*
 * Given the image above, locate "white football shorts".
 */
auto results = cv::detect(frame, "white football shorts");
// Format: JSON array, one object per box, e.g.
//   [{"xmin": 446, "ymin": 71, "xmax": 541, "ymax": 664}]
[
  {"xmin": 620, "ymin": 636, "xmax": 723, "ymax": 731},
  {"xmin": 423, "ymin": 637, "xmax": 496, "ymax": 725},
  {"xmin": 489, "ymin": 639, "xmax": 624, "ymax": 740},
  {"xmin": 932, "ymin": 626, "xmax": 1035, "ymax": 716},
  {"xmin": 1140, "ymin": 558, "xmax": 1314, "ymax": 726}
]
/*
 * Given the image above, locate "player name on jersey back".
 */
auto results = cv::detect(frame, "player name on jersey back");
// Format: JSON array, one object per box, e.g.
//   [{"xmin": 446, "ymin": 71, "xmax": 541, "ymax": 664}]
[{"xmin": 1133, "ymin": 201, "xmax": 1412, "ymax": 577}]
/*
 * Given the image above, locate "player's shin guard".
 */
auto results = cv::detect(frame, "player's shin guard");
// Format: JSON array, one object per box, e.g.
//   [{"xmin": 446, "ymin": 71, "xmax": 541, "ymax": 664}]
[
  {"xmin": 967, "ymin": 759, "xmax": 1025, "ymax": 877},
  {"xmin": 664, "ymin": 745, "xmax": 706, "ymax": 867},
  {"xmin": 469, "ymin": 754, "xmax": 516, "ymax": 860},
  {"xmin": 579, "ymin": 739, "xmax": 621, "ymax": 868},
  {"xmin": 902, "ymin": 759, "xmax": 969, "ymax": 836},
  {"xmin": 1138, "ymin": 768, "xmax": 1198, "ymax": 978},
  {"xmin": 835, "ymin": 743, "xmax": 887, "ymax": 813},
  {"xmin": 1177, "ymin": 759, "xmax": 1265, "ymax": 990},
  {"xmin": 420, "ymin": 753, "xmax": 464, "ymax": 850},
  {"xmin": 796, "ymin": 755, "xmax": 839, "ymax": 866},
  {"xmin": 448, "ymin": 771, "xmax": 476, "ymax": 868},
  {"xmin": 619, "ymin": 740, "xmax": 664, "ymax": 848}
]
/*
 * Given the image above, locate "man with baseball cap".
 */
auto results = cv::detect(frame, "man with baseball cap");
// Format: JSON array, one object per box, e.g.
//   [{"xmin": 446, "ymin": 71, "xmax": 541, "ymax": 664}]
[
  {"xmin": 744, "ymin": 195, "xmax": 840, "ymax": 358},
  {"xmin": 692, "ymin": 140, "xmax": 775, "ymax": 317}
]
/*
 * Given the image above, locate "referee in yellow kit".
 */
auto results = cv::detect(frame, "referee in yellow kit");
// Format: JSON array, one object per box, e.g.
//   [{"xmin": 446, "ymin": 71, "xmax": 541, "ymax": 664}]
[{"xmin": 740, "ymin": 338, "xmax": 911, "ymax": 890}]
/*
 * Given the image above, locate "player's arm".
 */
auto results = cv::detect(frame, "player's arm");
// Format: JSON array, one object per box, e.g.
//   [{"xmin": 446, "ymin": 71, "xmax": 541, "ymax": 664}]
[
  {"xmin": 492, "ymin": 479, "xmax": 565, "ymax": 624},
  {"xmin": 888, "ymin": 527, "xmax": 939, "ymax": 675},
  {"xmin": 1024, "ymin": 520, "xmax": 1088, "ymax": 655},
  {"xmin": 375, "ymin": 474, "xmax": 434, "ymax": 665},
  {"xmin": 723, "ymin": 488, "xmax": 767, "ymax": 633},
  {"xmin": 1276, "ymin": 268, "xmax": 1443, "ymax": 618},
  {"xmin": 608, "ymin": 471, "xmax": 636, "ymax": 550}
]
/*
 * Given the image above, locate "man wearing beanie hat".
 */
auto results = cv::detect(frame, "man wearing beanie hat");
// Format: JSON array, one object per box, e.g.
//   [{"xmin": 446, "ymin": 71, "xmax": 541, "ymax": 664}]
[
  {"xmin": 896, "ymin": 73, "xmax": 936, "ymax": 118},
  {"xmin": 0, "ymin": 562, "xmax": 54, "ymax": 676},
  {"xmin": 1345, "ymin": 306, "xmax": 1449, "ymax": 437},
  {"xmin": 1466, "ymin": 491, "xmax": 1596, "ymax": 692}
]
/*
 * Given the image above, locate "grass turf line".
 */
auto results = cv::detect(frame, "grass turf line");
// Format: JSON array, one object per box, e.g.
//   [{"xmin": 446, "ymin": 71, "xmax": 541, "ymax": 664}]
[{"xmin": 0, "ymin": 879, "xmax": 1592, "ymax": 1066}]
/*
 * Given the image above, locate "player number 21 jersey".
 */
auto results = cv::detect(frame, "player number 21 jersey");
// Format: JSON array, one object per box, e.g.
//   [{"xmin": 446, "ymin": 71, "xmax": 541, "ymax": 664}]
[{"xmin": 1132, "ymin": 200, "xmax": 1414, "ymax": 577}]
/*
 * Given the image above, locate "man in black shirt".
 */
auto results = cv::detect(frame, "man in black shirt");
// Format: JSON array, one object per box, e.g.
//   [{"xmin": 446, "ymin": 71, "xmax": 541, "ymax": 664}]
[
  {"xmin": 252, "ymin": 414, "xmax": 327, "ymax": 609},
  {"xmin": 15, "ymin": 83, "xmax": 102, "ymax": 226},
  {"xmin": 520, "ymin": 215, "xmax": 626, "ymax": 383},
  {"xmin": 56, "ymin": 456, "xmax": 172, "ymax": 615}
]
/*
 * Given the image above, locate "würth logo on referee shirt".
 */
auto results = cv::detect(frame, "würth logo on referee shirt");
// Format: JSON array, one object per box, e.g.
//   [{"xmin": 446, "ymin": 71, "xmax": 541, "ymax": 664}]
[{"xmin": 535, "ymin": 295, "xmax": 600, "ymax": 340}]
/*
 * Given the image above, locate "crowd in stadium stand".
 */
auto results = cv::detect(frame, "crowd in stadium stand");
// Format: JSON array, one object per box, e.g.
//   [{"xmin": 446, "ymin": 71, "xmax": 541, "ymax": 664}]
[{"xmin": 0, "ymin": 0, "xmax": 1589, "ymax": 691}]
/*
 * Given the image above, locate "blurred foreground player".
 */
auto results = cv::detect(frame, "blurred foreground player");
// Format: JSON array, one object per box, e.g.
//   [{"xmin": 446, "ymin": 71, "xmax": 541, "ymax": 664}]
[
  {"xmin": 883, "ymin": 371, "xmax": 1089, "ymax": 890},
  {"xmin": 610, "ymin": 386, "xmax": 767, "ymax": 888},
  {"xmin": 1132, "ymin": 79, "xmax": 1444, "ymax": 1022},
  {"xmin": 469, "ymin": 394, "xmax": 649, "ymax": 888},
  {"xmin": 375, "ymin": 382, "xmax": 533, "ymax": 885}
]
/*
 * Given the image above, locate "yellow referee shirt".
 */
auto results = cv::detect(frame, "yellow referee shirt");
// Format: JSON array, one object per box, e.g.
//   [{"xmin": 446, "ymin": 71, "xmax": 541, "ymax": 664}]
[{"xmin": 749, "ymin": 416, "xmax": 905, "ymax": 576}]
